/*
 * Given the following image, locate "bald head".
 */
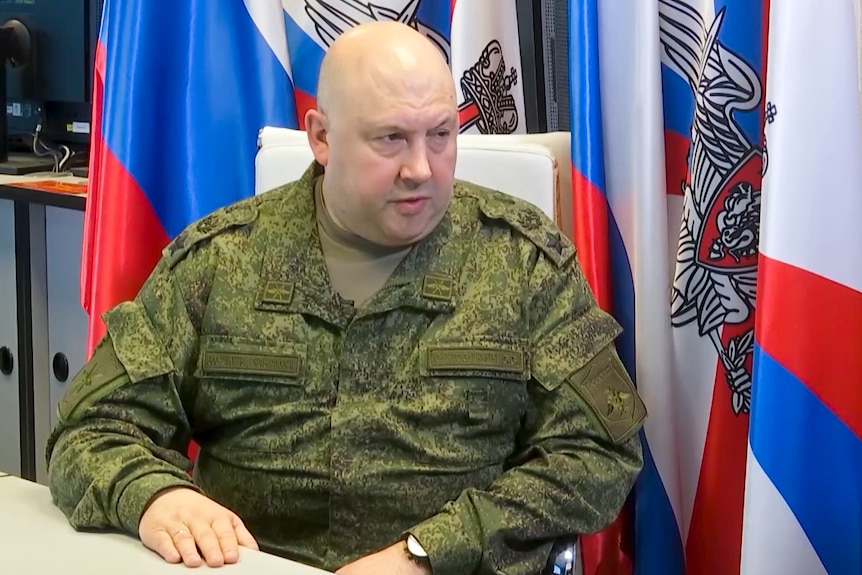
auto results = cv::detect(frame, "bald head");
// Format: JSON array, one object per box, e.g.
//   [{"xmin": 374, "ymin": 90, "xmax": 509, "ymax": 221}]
[
  {"xmin": 315, "ymin": 21, "xmax": 455, "ymax": 123},
  {"xmin": 303, "ymin": 21, "xmax": 459, "ymax": 248}
]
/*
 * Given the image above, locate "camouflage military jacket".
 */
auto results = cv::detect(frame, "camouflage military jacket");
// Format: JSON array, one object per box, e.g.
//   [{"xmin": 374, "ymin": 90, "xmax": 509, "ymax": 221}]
[{"xmin": 47, "ymin": 165, "xmax": 645, "ymax": 575}]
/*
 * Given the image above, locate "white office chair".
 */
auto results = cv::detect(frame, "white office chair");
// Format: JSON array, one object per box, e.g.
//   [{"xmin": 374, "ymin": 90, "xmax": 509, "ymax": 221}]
[{"xmin": 254, "ymin": 126, "xmax": 582, "ymax": 575}]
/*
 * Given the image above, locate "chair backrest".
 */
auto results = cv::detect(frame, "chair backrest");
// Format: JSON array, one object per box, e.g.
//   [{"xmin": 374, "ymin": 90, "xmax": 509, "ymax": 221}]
[{"xmin": 254, "ymin": 127, "xmax": 572, "ymax": 237}]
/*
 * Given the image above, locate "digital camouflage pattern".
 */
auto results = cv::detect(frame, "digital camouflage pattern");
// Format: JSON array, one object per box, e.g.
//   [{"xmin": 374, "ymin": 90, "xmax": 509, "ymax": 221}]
[{"xmin": 47, "ymin": 164, "xmax": 646, "ymax": 575}]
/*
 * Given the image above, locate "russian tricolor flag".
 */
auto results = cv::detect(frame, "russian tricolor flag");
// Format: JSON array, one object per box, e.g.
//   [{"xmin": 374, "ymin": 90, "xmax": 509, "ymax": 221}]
[
  {"xmin": 570, "ymin": 1, "xmax": 771, "ymax": 574},
  {"xmin": 81, "ymin": 0, "xmax": 298, "ymax": 354},
  {"xmin": 741, "ymin": 1, "xmax": 862, "ymax": 573},
  {"xmin": 568, "ymin": 1, "xmax": 670, "ymax": 573}
]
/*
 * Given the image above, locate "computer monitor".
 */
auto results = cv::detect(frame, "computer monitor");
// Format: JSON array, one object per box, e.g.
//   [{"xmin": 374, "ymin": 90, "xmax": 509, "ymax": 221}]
[{"xmin": 0, "ymin": 0, "xmax": 100, "ymax": 175}]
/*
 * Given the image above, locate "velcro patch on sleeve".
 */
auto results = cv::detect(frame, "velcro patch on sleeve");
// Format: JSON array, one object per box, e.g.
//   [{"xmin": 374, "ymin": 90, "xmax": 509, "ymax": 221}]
[
  {"xmin": 57, "ymin": 337, "xmax": 129, "ymax": 423},
  {"xmin": 568, "ymin": 346, "xmax": 647, "ymax": 444}
]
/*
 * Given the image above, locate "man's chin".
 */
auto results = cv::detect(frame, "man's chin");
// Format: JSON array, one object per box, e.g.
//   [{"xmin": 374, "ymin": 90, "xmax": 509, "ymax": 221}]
[{"xmin": 381, "ymin": 224, "xmax": 435, "ymax": 247}]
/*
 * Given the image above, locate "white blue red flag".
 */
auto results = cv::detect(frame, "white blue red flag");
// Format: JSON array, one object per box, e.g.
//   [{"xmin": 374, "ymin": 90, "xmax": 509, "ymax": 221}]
[
  {"xmin": 569, "ymin": 1, "xmax": 769, "ymax": 573},
  {"xmin": 569, "ymin": 0, "xmax": 678, "ymax": 571},
  {"xmin": 81, "ymin": 0, "xmax": 297, "ymax": 354},
  {"xmin": 740, "ymin": 1, "xmax": 862, "ymax": 573}
]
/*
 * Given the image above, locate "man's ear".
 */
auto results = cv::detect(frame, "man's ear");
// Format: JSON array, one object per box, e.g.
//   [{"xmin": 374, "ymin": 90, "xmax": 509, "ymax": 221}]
[{"xmin": 305, "ymin": 109, "xmax": 330, "ymax": 166}]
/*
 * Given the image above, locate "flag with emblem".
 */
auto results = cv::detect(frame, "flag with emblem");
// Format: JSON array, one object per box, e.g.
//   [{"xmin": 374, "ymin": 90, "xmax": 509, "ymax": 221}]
[
  {"xmin": 450, "ymin": 0, "xmax": 526, "ymax": 134},
  {"xmin": 570, "ymin": 1, "xmax": 769, "ymax": 574},
  {"xmin": 282, "ymin": 0, "xmax": 524, "ymax": 134},
  {"xmin": 81, "ymin": 0, "xmax": 297, "ymax": 354},
  {"xmin": 740, "ymin": 1, "xmax": 862, "ymax": 573},
  {"xmin": 283, "ymin": 0, "xmax": 452, "ymax": 126},
  {"xmin": 639, "ymin": 1, "xmax": 768, "ymax": 573}
]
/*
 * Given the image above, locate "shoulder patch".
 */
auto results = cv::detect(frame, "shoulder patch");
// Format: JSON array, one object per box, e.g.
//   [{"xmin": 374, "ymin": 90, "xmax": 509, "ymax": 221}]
[
  {"xmin": 569, "ymin": 346, "xmax": 647, "ymax": 444},
  {"xmin": 164, "ymin": 200, "xmax": 259, "ymax": 269},
  {"xmin": 468, "ymin": 184, "xmax": 576, "ymax": 268},
  {"xmin": 57, "ymin": 336, "xmax": 130, "ymax": 424}
]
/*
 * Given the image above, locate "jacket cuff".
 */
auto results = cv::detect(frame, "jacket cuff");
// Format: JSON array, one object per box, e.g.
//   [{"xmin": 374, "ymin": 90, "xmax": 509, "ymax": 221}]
[
  {"xmin": 406, "ymin": 503, "xmax": 481, "ymax": 575},
  {"xmin": 117, "ymin": 472, "xmax": 200, "ymax": 534}
]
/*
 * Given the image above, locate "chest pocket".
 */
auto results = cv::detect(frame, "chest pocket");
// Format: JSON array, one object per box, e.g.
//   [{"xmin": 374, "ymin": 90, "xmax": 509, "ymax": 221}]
[
  {"xmin": 192, "ymin": 334, "xmax": 309, "ymax": 449},
  {"xmin": 195, "ymin": 334, "xmax": 307, "ymax": 386},
  {"xmin": 418, "ymin": 336, "xmax": 530, "ymax": 423}
]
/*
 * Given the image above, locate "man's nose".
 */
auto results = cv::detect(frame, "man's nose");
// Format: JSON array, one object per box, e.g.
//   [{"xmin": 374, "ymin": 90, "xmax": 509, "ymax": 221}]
[{"xmin": 400, "ymin": 143, "xmax": 432, "ymax": 186}]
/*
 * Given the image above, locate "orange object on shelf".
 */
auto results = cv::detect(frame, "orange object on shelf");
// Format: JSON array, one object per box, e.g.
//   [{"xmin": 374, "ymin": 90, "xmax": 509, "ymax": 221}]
[{"xmin": 6, "ymin": 180, "xmax": 87, "ymax": 195}]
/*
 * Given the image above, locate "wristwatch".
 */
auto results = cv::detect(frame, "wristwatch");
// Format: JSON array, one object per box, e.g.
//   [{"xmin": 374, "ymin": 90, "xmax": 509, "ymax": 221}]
[{"xmin": 405, "ymin": 534, "xmax": 430, "ymax": 565}]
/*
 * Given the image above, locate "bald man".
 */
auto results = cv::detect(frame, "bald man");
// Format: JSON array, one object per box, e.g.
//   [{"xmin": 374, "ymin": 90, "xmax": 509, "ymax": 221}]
[{"xmin": 47, "ymin": 22, "xmax": 645, "ymax": 575}]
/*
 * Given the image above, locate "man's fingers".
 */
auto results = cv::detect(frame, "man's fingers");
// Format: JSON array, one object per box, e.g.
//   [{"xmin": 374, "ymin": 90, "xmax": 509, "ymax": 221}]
[
  {"xmin": 137, "ymin": 488, "xmax": 255, "ymax": 568},
  {"xmin": 211, "ymin": 516, "xmax": 240, "ymax": 564},
  {"xmin": 189, "ymin": 521, "xmax": 226, "ymax": 568},
  {"xmin": 232, "ymin": 515, "xmax": 260, "ymax": 551},
  {"xmin": 150, "ymin": 530, "xmax": 181, "ymax": 564},
  {"xmin": 171, "ymin": 527, "xmax": 203, "ymax": 567}
]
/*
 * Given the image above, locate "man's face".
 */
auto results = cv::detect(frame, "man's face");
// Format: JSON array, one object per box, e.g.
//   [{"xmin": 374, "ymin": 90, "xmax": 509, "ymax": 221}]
[{"xmin": 319, "ymin": 74, "xmax": 458, "ymax": 247}]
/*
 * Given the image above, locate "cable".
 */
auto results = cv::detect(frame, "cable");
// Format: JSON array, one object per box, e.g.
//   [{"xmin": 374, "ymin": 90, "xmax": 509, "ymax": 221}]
[
  {"xmin": 58, "ymin": 145, "xmax": 71, "ymax": 172},
  {"xmin": 31, "ymin": 123, "xmax": 67, "ymax": 173}
]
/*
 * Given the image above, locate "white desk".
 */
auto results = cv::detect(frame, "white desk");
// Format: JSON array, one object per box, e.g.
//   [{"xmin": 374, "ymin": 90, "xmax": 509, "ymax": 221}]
[{"xmin": 0, "ymin": 473, "xmax": 332, "ymax": 574}]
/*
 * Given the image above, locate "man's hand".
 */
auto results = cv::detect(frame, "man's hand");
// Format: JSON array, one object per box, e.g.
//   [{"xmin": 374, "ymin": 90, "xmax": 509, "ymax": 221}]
[
  {"xmin": 139, "ymin": 487, "xmax": 259, "ymax": 567},
  {"xmin": 335, "ymin": 541, "xmax": 431, "ymax": 575}
]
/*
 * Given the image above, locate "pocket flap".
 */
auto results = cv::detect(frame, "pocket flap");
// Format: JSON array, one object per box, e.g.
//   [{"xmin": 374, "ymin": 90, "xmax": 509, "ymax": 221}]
[{"xmin": 531, "ymin": 306, "xmax": 621, "ymax": 392}]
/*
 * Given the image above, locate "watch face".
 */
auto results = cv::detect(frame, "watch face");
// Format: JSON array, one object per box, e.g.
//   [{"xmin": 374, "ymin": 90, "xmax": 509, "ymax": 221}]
[{"xmin": 407, "ymin": 535, "xmax": 429, "ymax": 558}]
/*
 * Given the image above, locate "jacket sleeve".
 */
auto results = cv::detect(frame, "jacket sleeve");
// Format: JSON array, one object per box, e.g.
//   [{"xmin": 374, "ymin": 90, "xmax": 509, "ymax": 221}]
[
  {"xmin": 407, "ymin": 250, "xmax": 647, "ymax": 575},
  {"xmin": 46, "ymin": 242, "xmax": 216, "ymax": 535}
]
